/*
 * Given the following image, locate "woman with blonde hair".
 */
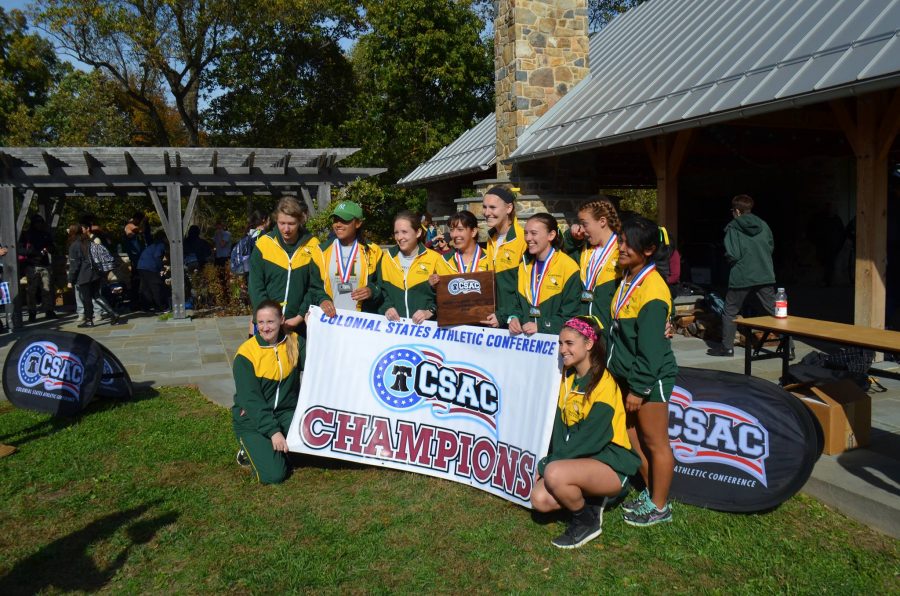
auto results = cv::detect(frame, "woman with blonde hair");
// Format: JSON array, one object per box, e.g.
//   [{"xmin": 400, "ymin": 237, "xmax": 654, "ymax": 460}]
[
  {"xmin": 566, "ymin": 200, "xmax": 622, "ymax": 330},
  {"xmin": 233, "ymin": 300, "xmax": 303, "ymax": 484}
]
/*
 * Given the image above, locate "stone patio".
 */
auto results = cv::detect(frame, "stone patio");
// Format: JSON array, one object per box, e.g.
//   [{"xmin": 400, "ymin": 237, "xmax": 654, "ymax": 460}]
[{"xmin": 1, "ymin": 311, "xmax": 898, "ymax": 537}]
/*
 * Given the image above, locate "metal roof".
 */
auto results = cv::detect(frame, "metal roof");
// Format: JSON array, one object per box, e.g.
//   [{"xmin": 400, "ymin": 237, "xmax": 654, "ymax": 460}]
[
  {"xmin": 396, "ymin": 115, "xmax": 496, "ymax": 187},
  {"xmin": 509, "ymin": 0, "xmax": 900, "ymax": 162}
]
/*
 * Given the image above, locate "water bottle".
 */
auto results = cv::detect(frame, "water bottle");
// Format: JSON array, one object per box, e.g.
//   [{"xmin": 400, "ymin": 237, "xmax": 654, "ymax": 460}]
[{"xmin": 774, "ymin": 287, "xmax": 788, "ymax": 318}]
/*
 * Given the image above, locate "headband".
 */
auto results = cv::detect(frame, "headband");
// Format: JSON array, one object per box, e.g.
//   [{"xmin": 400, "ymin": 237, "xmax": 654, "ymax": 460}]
[
  {"xmin": 563, "ymin": 318, "xmax": 599, "ymax": 342},
  {"xmin": 486, "ymin": 186, "xmax": 515, "ymax": 204}
]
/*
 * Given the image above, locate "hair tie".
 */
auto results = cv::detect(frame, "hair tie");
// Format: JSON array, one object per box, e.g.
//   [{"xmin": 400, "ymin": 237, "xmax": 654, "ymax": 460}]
[{"xmin": 563, "ymin": 318, "xmax": 599, "ymax": 342}]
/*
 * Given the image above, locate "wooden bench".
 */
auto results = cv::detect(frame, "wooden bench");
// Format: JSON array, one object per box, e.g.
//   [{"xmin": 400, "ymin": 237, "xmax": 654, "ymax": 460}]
[{"xmin": 735, "ymin": 316, "xmax": 900, "ymax": 381}]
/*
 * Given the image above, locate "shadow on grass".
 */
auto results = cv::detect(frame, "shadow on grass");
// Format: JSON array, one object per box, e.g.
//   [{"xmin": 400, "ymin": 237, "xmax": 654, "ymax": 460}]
[
  {"xmin": 0, "ymin": 501, "xmax": 178, "ymax": 595},
  {"xmin": 0, "ymin": 383, "xmax": 161, "ymax": 449}
]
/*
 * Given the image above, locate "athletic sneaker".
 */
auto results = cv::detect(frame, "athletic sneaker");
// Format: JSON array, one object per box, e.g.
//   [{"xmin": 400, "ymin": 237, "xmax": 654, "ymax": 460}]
[
  {"xmin": 236, "ymin": 448, "xmax": 250, "ymax": 468},
  {"xmin": 623, "ymin": 501, "xmax": 673, "ymax": 527},
  {"xmin": 620, "ymin": 488, "xmax": 649, "ymax": 514},
  {"xmin": 551, "ymin": 499, "xmax": 606, "ymax": 549}
]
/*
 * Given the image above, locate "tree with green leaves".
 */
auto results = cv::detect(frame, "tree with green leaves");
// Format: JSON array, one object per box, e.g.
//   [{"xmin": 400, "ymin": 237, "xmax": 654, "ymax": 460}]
[
  {"xmin": 34, "ymin": 0, "xmax": 236, "ymax": 146},
  {"xmin": 0, "ymin": 8, "xmax": 61, "ymax": 143},
  {"xmin": 343, "ymin": 0, "xmax": 493, "ymax": 181}
]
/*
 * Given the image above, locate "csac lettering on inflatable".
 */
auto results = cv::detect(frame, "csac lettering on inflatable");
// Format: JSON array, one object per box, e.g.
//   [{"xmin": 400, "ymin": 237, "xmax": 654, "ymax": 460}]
[
  {"xmin": 3, "ymin": 331, "xmax": 133, "ymax": 416},
  {"xmin": 668, "ymin": 367, "xmax": 820, "ymax": 512}
]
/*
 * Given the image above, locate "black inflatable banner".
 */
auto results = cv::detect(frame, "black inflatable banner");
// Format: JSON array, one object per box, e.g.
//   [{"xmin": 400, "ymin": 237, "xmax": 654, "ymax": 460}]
[
  {"xmin": 3, "ymin": 331, "xmax": 105, "ymax": 416},
  {"xmin": 669, "ymin": 367, "xmax": 820, "ymax": 512},
  {"xmin": 96, "ymin": 344, "xmax": 134, "ymax": 401}
]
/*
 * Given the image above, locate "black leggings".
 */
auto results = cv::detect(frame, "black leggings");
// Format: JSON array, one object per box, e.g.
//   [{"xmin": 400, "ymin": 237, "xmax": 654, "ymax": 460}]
[{"xmin": 139, "ymin": 270, "xmax": 168, "ymax": 311}]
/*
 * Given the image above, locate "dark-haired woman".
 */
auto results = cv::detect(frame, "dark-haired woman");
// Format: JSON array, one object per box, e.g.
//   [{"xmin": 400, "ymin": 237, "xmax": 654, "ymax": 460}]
[
  {"xmin": 606, "ymin": 216, "xmax": 678, "ymax": 526},
  {"xmin": 67, "ymin": 223, "xmax": 121, "ymax": 327},
  {"xmin": 443, "ymin": 210, "xmax": 490, "ymax": 274},
  {"xmin": 531, "ymin": 316, "xmax": 640, "ymax": 549},
  {"xmin": 378, "ymin": 211, "xmax": 452, "ymax": 324},
  {"xmin": 508, "ymin": 213, "xmax": 581, "ymax": 336},
  {"xmin": 233, "ymin": 300, "xmax": 303, "ymax": 485},
  {"xmin": 483, "ymin": 187, "xmax": 528, "ymax": 327}
]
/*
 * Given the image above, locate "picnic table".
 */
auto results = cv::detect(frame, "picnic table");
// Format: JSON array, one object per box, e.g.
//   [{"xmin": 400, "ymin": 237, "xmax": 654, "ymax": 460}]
[{"xmin": 736, "ymin": 316, "xmax": 900, "ymax": 380}]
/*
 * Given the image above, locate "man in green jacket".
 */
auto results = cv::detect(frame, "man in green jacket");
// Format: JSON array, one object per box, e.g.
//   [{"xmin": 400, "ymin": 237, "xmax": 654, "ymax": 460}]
[{"xmin": 708, "ymin": 195, "xmax": 781, "ymax": 357}]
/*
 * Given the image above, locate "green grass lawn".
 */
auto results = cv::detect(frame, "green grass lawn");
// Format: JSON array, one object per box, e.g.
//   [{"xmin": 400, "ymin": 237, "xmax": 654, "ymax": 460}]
[{"xmin": 0, "ymin": 387, "xmax": 897, "ymax": 594}]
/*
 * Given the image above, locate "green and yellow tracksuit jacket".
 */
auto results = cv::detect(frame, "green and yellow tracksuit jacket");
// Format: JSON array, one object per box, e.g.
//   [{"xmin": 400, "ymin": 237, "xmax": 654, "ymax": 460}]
[
  {"xmin": 248, "ymin": 230, "xmax": 329, "ymax": 320},
  {"xmin": 315, "ymin": 238, "xmax": 383, "ymax": 312},
  {"xmin": 576, "ymin": 241, "xmax": 621, "ymax": 329},
  {"xmin": 606, "ymin": 270, "xmax": 678, "ymax": 397},
  {"xmin": 538, "ymin": 369, "xmax": 641, "ymax": 477},
  {"xmin": 377, "ymin": 244, "xmax": 453, "ymax": 318},
  {"xmin": 511, "ymin": 250, "xmax": 581, "ymax": 335},
  {"xmin": 486, "ymin": 219, "xmax": 527, "ymax": 325},
  {"xmin": 441, "ymin": 245, "xmax": 491, "ymax": 273},
  {"xmin": 231, "ymin": 332, "xmax": 302, "ymax": 438}
]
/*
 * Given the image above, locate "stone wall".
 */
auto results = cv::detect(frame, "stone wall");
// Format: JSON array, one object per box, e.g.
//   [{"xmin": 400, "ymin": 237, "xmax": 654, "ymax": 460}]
[{"xmin": 494, "ymin": 0, "xmax": 589, "ymax": 180}]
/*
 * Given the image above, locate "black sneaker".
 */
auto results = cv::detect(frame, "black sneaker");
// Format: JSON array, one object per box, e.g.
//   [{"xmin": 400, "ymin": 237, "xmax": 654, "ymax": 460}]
[
  {"xmin": 236, "ymin": 448, "xmax": 250, "ymax": 468},
  {"xmin": 77, "ymin": 320, "xmax": 94, "ymax": 328},
  {"xmin": 706, "ymin": 346, "xmax": 734, "ymax": 357},
  {"xmin": 110, "ymin": 316, "xmax": 125, "ymax": 326},
  {"xmin": 28, "ymin": 312, "xmax": 36, "ymax": 323},
  {"xmin": 44, "ymin": 311, "xmax": 58, "ymax": 319},
  {"xmin": 551, "ymin": 500, "xmax": 605, "ymax": 549}
]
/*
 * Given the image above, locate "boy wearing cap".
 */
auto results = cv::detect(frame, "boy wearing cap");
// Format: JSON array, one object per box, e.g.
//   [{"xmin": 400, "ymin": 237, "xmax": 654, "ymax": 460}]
[{"xmin": 312, "ymin": 201, "xmax": 383, "ymax": 313}]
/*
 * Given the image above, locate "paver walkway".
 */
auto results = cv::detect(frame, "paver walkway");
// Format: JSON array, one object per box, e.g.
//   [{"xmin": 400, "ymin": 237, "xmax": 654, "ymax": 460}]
[{"xmin": 1, "ymin": 311, "xmax": 898, "ymax": 537}]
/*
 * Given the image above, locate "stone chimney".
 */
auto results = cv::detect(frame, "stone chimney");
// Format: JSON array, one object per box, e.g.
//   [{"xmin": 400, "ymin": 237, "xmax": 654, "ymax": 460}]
[{"xmin": 494, "ymin": 0, "xmax": 590, "ymax": 181}]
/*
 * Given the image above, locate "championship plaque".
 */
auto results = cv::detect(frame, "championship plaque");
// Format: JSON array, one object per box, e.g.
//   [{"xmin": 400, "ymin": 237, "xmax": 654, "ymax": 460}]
[{"xmin": 436, "ymin": 271, "xmax": 495, "ymax": 327}]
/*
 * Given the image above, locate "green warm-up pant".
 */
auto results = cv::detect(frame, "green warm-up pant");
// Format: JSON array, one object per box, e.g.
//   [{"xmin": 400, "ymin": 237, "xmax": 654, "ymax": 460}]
[{"xmin": 234, "ymin": 408, "xmax": 295, "ymax": 485}]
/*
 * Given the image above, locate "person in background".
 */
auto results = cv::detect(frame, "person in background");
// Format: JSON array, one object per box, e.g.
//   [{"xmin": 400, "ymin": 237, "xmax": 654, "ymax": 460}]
[
  {"xmin": 484, "ymin": 186, "xmax": 528, "ymax": 328},
  {"xmin": 606, "ymin": 216, "xmax": 677, "ymax": 527},
  {"xmin": 19, "ymin": 214, "xmax": 57, "ymax": 322},
  {"xmin": 708, "ymin": 194, "xmax": 780, "ymax": 357},
  {"xmin": 531, "ymin": 316, "xmax": 639, "ymax": 549},
  {"xmin": 232, "ymin": 300, "xmax": 303, "ymax": 484},
  {"xmin": 67, "ymin": 222, "xmax": 121, "ymax": 327},
  {"xmin": 137, "ymin": 230, "xmax": 169, "ymax": 312},
  {"xmin": 378, "ymin": 210, "xmax": 452, "ymax": 324},
  {"xmin": 0, "ymin": 245, "xmax": 7, "ymax": 333},
  {"xmin": 183, "ymin": 225, "xmax": 212, "ymax": 272},
  {"xmin": 431, "ymin": 231, "xmax": 451, "ymax": 255},
  {"xmin": 124, "ymin": 212, "xmax": 151, "ymax": 308},
  {"xmin": 214, "ymin": 221, "xmax": 233, "ymax": 267},
  {"xmin": 421, "ymin": 212, "xmax": 438, "ymax": 249},
  {"xmin": 508, "ymin": 213, "xmax": 581, "ymax": 336},
  {"xmin": 315, "ymin": 200, "xmax": 382, "ymax": 314}
]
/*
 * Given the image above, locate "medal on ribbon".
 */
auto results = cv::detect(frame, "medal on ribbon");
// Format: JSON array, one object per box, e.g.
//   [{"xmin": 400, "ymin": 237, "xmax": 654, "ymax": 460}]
[
  {"xmin": 334, "ymin": 239, "xmax": 359, "ymax": 294},
  {"xmin": 612, "ymin": 263, "xmax": 656, "ymax": 325},
  {"xmin": 528, "ymin": 248, "xmax": 555, "ymax": 318},
  {"xmin": 454, "ymin": 245, "xmax": 483, "ymax": 273},
  {"xmin": 581, "ymin": 233, "xmax": 617, "ymax": 303}
]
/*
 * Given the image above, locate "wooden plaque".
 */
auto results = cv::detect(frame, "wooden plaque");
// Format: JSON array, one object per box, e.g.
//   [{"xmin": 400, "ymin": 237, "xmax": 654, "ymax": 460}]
[{"xmin": 436, "ymin": 270, "xmax": 496, "ymax": 327}]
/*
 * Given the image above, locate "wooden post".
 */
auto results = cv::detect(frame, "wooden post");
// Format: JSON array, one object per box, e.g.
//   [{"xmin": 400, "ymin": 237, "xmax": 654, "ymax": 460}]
[
  {"xmin": 644, "ymin": 130, "xmax": 692, "ymax": 246},
  {"xmin": 1, "ymin": 186, "xmax": 20, "ymax": 328},
  {"xmin": 182, "ymin": 187, "xmax": 200, "ymax": 236},
  {"xmin": 830, "ymin": 90, "xmax": 899, "ymax": 329},
  {"xmin": 15, "ymin": 190, "xmax": 34, "ymax": 238},
  {"xmin": 316, "ymin": 182, "xmax": 332, "ymax": 213},
  {"xmin": 166, "ymin": 183, "xmax": 187, "ymax": 320}
]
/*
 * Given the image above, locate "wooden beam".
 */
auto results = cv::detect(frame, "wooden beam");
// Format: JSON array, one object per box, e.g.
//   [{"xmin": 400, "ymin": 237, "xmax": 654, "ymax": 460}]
[
  {"xmin": 829, "ymin": 99, "xmax": 860, "ymax": 155},
  {"xmin": 299, "ymin": 186, "xmax": 316, "ymax": 214},
  {"xmin": 316, "ymin": 183, "xmax": 332, "ymax": 213},
  {"xmin": 182, "ymin": 187, "xmax": 200, "ymax": 236},
  {"xmin": 15, "ymin": 189, "xmax": 34, "ymax": 237},
  {"xmin": 1, "ymin": 186, "xmax": 21, "ymax": 328},
  {"xmin": 644, "ymin": 131, "xmax": 691, "ymax": 246},
  {"xmin": 876, "ymin": 87, "xmax": 900, "ymax": 160},
  {"xmin": 148, "ymin": 188, "xmax": 170, "ymax": 232},
  {"xmin": 166, "ymin": 183, "xmax": 186, "ymax": 320}
]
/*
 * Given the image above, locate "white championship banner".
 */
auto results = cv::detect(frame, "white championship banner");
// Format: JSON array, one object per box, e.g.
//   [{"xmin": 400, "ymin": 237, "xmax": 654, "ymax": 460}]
[{"xmin": 287, "ymin": 307, "xmax": 561, "ymax": 507}]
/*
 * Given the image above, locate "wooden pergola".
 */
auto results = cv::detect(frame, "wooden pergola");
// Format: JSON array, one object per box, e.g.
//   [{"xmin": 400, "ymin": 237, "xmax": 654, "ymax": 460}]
[{"xmin": 0, "ymin": 147, "xmax": 386, "ymax": 325}]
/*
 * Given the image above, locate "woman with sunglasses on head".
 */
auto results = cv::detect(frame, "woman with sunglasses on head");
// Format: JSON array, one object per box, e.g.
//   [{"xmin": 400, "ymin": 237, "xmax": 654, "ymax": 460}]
[
  {"xmin": 531, "ymin": 316, "xmax": 639, "ymax": 549},
  {"xmin": 483, "ymin": 187, "xmax": 528, "ymax": 328},
  {"xmin": 378, "ymin": 210, "xmax": 452, "ymax": 324},
  {"xmin": 507, "ymin": 213, "xmax": 581, "ymax": 336},
  {"xmin": 606, "ymin": 216, "xmax": 678, "ymax": 527},
  {"xmin": 233, "ymin": 300, "xmax": 303, "ymax": 484}
]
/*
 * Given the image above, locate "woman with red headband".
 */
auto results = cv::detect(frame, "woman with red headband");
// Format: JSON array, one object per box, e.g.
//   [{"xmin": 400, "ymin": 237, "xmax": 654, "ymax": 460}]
[{"xmin": 531, "ymin": 316, "xmax": 639, "ymax": 549}]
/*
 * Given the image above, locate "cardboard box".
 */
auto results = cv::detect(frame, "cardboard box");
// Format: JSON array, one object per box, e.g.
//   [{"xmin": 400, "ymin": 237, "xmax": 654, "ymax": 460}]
[{"xmin": 789, "ymin": 380, "xmax": 871, "ymax": 455}]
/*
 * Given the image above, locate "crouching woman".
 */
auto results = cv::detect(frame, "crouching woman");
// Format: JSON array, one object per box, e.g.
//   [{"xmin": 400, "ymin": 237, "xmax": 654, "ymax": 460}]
[
  {"xmin": 531, "ymin": 316, "xmax": 640, "ymax": 549},
  {"xmin": 233, "ymin": 300, "xmax": 304, "ymax": 484}
]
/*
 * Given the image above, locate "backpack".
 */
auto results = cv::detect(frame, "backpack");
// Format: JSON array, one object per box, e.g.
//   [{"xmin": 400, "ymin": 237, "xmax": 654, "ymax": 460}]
[
  {"xmin": 229, "ymin": 231, "xmax": 259, "ymax": 274},
  {"xmin": 89, "ymin": 240, "xmax": 116, "ymax": 273}
]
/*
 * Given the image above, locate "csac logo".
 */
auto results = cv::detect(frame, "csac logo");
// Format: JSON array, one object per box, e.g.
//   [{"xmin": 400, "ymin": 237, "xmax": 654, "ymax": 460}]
[
  {"xmin": 668, "ymin": 386, "xmax": 770, "ymax": 486},
  {"xmin": 447, "ymin": 278, "xmax": 482, "ymax": 296},
  {"xmin": 17, "ymin": 341, "xmax": 85, "ymax": 399},
  {"xmin": 371, "ymin": 346, "xmax": 500, "ymax": 432}
]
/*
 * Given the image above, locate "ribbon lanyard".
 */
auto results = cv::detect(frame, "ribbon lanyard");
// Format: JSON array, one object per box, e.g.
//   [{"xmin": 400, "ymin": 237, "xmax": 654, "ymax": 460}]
[
  {"xmin": 583, "ymin": 233, "xmax": 616, "ymax": 291},
  {"xmin": 529, "ymin": 248, "xmax": 555, "ymax": 307},
  {"xmin": 614, "ymin": 263, "xmax": 655, "ymax": 319},
  {"xmin": 455, "ymin": 245, "xmax": 483, "ymax": 273},
  {"xmin": 334, "ymin": 239, "xmax": 359, "ymax": 284}
]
